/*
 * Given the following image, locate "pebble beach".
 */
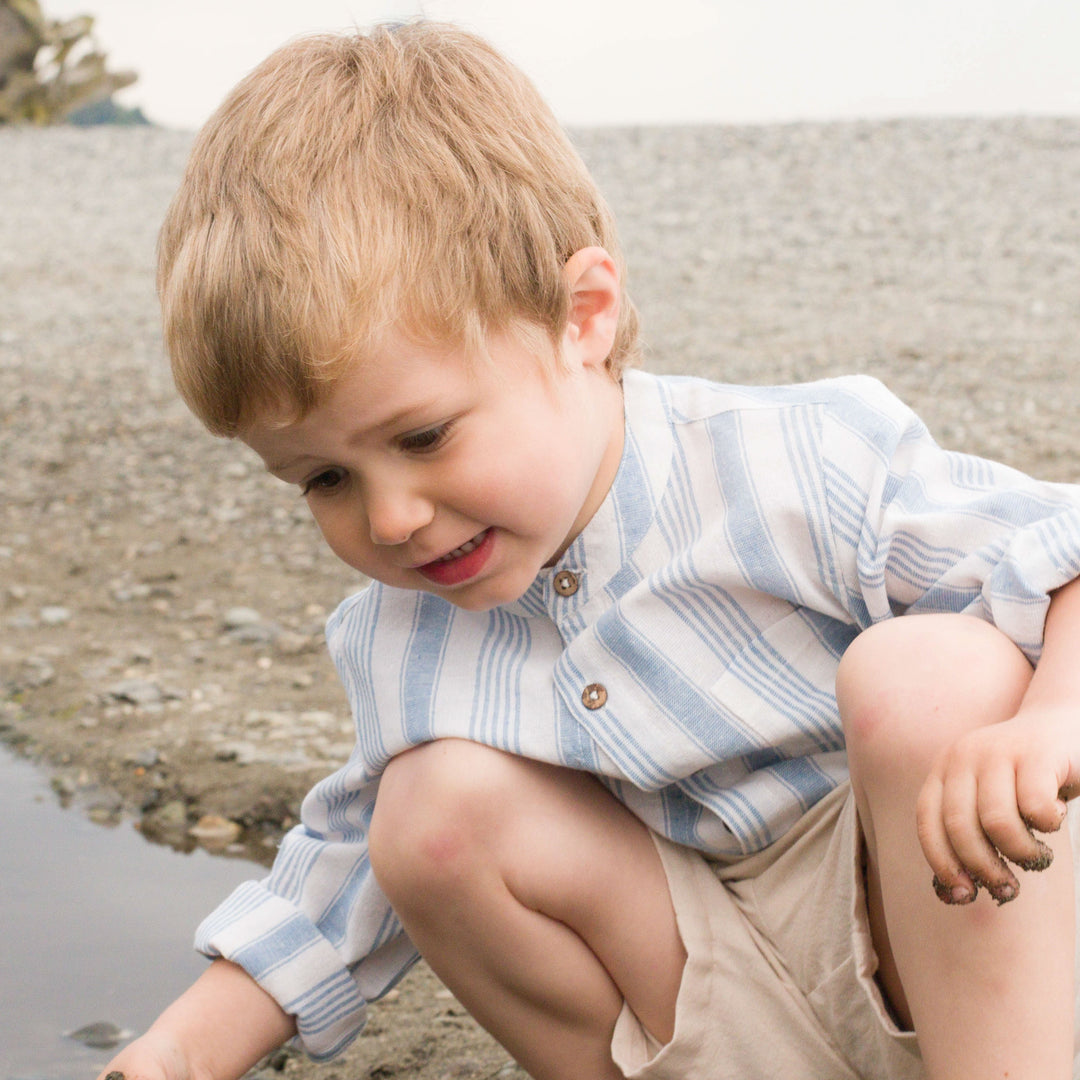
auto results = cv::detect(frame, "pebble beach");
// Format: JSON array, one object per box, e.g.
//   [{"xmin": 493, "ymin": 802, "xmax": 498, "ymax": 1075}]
[{"xmin": 1, "ymin": 116, "xmax": 1079, "ymax": 1078}]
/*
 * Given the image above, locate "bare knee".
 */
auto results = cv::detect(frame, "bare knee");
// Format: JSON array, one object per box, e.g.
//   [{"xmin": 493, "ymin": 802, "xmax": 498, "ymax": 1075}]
[
  {"xmin": 368, "ymin": 739, "xmax": 519, "ymax": 909},
  {"xmin": 837, "ymin": 614, "xmax": 1033, "ymax": 782}
]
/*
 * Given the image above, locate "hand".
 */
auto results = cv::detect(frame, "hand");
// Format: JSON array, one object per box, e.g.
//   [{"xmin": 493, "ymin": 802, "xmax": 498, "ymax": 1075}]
[
  {"xmin": 916, "ymin": 707, "xmax": 1079, "ymax": 905},
  {"xmin": 92, "ymin": 960, "xmax": 296, "ymax": 1080},
  {"xmin": 95, "ymin": 1028, "xmax": 193, "ymax": 1080}
]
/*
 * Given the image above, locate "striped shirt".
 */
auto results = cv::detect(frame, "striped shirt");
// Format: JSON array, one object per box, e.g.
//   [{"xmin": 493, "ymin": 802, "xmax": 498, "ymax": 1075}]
[{"xmin": 196, "ymin": 370, "xmax": 1080, "ymax": 1059}]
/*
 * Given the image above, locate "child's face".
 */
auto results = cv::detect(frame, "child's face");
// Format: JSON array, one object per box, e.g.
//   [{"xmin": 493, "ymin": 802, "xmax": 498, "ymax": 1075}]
[{"xmin": 241, "ymin": 327, "xmax": 625, "ymax": 611}]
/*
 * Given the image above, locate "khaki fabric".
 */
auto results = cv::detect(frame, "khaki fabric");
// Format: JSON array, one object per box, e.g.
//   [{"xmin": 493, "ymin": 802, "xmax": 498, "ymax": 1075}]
[{"xmin": 613, "ymin": 783, "xmax": 1080, "ymax": 1079}]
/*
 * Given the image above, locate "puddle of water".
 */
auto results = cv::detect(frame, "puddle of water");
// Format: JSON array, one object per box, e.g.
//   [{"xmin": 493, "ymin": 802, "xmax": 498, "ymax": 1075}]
[{"xmin": 0, "ymin": 745, "xmax": 267, "ymax": 1080}]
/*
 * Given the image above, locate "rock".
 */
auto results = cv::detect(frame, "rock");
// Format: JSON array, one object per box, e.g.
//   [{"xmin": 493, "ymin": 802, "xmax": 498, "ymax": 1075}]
[
  {"xmin": 214, "ymin": 740, "xmax": 261, "ymax": 765},
  {"xmin": 50, "ymin": 774, "xmax": 77, "ymax": 798},
  {"xmin": 107, "ymin": 678, "xmax": 163, "ymax": 706},
  {"xmin": 83, "ymin": 785, "xmax": 124, "ymax": 818},
  {"xmin": 225, "ymin": 622, "xmax": 280, "ymax": 644},
  {"xmin": 222, "ymin": 606, "xmax": 262, "ymax": 629},
  {"xmin": 111, "ymin": 583, "xmax": 152, "ymax": 602},
  {"xmin": 188, "ymin": 813, "xmax": 242, "ymax": 846},
  {"xmin": 63, "ymin": 1021, "xmax": 134, "ymax": 1049},
  {"xmin": 126, "ymin": 747, "xmax": 161, "ymax": 768},
  {"xmin": 142, "ymin": 799, "xmax": 188, "ymax": 834}
]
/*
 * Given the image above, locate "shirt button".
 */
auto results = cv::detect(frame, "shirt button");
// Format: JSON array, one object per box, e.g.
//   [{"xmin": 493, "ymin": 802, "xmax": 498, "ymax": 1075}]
[
  {"xmin": 581, "ymin": 683, "xmax": 608, "ymax": 709},
  {"xmin": 553, "ymin": 570, "xmax": 580, "ymax": 597}
]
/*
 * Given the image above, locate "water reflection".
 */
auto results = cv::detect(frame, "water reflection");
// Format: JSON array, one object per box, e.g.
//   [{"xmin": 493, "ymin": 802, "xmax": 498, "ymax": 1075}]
[{"xmin": 0, "ymin": 744, "xmax": 265, "ymax": 1079}]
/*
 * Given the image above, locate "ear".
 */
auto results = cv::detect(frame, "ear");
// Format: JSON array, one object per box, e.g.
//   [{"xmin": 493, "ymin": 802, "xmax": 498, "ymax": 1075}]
[{"xmin": 562, "ymin": 246, "xmax": 620, "ymax": 370}]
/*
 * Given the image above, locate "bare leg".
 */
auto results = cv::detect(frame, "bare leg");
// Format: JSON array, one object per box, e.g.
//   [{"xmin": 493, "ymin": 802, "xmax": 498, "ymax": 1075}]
[
  {"xmin": 368, "ymin": 739, "xmax": 686, "ymax": 1080},
  {"xmin": 837, "ymin": 615, "xmax": 1075, "ymax": 1080}
]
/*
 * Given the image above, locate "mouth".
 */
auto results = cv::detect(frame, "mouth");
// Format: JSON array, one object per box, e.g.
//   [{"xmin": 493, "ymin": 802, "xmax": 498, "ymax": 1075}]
[{"xmin": 416, "ymin": 528, "xmax": 494, "ymax": 587}]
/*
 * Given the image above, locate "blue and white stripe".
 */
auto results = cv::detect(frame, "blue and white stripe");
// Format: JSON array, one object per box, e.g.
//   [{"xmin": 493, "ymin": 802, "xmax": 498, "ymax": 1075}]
[{"xmin": 196, "ymin": 369, "xmax": 1080, "ymax": 1058}]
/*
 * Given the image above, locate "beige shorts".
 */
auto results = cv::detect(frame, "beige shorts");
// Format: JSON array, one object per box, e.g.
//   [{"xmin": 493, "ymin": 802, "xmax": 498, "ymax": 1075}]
[{"xmin": 611, "ymin": 782, "xmax": 1080, "ymax": 1080}]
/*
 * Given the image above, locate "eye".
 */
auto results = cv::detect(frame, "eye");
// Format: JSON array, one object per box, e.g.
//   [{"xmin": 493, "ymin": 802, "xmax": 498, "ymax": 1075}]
[
  {"xmin": 300, "ymin": 468, "xmax": 346, "ymax": 496},
  {"xmin": 399, "ymin": 421, "xmax": 453, "ymax": 454}
]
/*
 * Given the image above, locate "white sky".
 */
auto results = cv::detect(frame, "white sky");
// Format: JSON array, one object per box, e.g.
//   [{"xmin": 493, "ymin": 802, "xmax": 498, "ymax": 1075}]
[{"xmin": 43, "ymin": 0, "xmax": 1080, "ymax": 130}]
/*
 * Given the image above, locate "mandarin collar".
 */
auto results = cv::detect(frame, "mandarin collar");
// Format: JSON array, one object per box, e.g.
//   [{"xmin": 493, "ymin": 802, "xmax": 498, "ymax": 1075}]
[{"xmin": 506, "ymin": 370, "xmax": 674, "ymax": 619}]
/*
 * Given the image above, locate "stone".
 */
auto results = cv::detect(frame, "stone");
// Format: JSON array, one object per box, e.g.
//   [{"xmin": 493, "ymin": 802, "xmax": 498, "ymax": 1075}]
[
  {"xmin": 107, "ymin": 678, "xmax": 163, "ymax": 706},
  {"xmin": 225, "ymin": 622, "xmax": 279, "ymax": 644},
  {"xmin": 223, "ymin": 605, "xmax": 270, "ymax": 632},
  {"xmin": 188, "ymin": 814, "xmax": 242, "ymax": 845},
  {"xmin": 63, "ymin": 1021, "xmax": 133, "ymax": 1049},
  {"xmin": 145, "ymin": 799, "xmax": 188, "ymax": 832},
  {"xmin": 214, "ymin": 740, "xmax": 261, "ymax": 765}
]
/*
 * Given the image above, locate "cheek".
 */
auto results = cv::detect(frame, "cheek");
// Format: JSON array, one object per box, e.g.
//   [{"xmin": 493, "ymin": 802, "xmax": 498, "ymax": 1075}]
[
  {"xmin": 310, "ymin": 505, "xmax": 366, "ymax": 565},
  {"xmin": 456, "ymin": 459, "xmax": 566, "ymax": 528}
]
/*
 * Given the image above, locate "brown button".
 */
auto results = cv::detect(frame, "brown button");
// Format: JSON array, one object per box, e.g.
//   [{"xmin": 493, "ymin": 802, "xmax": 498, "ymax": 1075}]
[
  {"xmin": 553, "ymin": 570, "xmax": 580, "ymax": 596},
  {"xmin": 581, "ymin": 683, "xmax": 608, "ymax": 710}
]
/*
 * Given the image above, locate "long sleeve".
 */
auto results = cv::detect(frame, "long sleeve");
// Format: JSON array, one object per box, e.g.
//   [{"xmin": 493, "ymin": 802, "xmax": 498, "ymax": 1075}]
[
  {"xmin": 821, "ymin": 375, "xmax": 1080, "ymax": 659},
  {"xmin": 194, "ymin": 758, "xmax": 417, "ymax": 1059}
]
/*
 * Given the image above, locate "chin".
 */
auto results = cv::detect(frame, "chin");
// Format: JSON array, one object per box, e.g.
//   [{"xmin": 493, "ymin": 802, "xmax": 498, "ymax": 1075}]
[
  {"xmin": 442, "ymin": 583, "xmax": 512, "ymax": 611},
  {"xmin": 435, "ymin": 575, "xmax": 531, "ymax": 612}
]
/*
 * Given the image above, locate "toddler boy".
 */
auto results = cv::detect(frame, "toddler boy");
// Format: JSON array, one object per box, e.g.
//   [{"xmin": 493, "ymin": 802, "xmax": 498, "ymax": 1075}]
[{"xmin": 100, "ymin": 21, "xmax": 1080, "ymax": 1080}]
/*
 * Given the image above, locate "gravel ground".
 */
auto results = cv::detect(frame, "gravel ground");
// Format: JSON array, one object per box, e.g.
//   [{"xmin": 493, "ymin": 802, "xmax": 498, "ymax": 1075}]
[{"xmin": 2, "ymin": 117, "xmax": 1079, "ymax": 1079}]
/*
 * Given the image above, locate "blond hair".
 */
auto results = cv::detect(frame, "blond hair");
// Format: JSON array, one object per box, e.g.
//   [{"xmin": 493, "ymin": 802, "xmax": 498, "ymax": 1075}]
[{"xmin": 157, "ymin": 21, "xmax": 639, "ymax": 436}]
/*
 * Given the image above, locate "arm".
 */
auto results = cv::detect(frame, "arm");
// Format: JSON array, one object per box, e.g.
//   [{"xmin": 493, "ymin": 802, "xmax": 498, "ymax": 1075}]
[
  {"xmin": 917, "ymin": 576, "xmax": 1080, "ymax": 898},
  {"xmin": 815, "ymin": 377, "xmax": 1080, "ymax": 895},
  {"xmin": 96, "ymin": 959, "xmax": 296, "ymax": 1080}
]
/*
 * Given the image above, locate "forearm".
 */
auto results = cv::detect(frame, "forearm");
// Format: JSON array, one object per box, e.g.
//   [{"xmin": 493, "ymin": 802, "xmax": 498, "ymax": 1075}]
[
  {"xmin": 100, "ymin": 959, "xmax": 296, "ymax": 1080},
  {"xmin": 1021, "ymin": 575, "xmax": 1080, "ymax": 714}
]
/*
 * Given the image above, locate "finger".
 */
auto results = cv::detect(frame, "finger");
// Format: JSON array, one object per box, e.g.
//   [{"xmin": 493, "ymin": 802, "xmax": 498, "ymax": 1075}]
[
  {"xmin": 977, "ymin": 760, "xmax": 1054, "ymax": 874},
  {"xmin": 940, "ymin": 765, "xmax": 1019, "ymax": 904},
  {"xmin": 916, "ymin": 771, "xmax": 978, "ymax": 904},
  {"xmin": 1014, "ymin": 753, "xmax": 1069, "ymax": 850},
  {"xmin": 1014, "ymin": 750, "xmax": 1070, "ymax": 834}
]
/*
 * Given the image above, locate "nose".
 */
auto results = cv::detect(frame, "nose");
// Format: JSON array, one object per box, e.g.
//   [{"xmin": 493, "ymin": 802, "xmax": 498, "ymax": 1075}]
[{"xmin": 365, "ymin": 483, "xmax": 435, "ymax": 547}]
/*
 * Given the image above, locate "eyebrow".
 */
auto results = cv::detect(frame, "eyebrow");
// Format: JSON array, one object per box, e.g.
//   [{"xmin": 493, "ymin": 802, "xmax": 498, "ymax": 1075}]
[
  {"xmin": 364, "ymin": 399, "xmax": 448, "ymax": 437},
  {"xmin": 262, "ymin": 398, "xmax": 451, "ymax": 476},
  {"xmin": 263, "ymin": 455, "xmax": 314, "ymax": 477}
]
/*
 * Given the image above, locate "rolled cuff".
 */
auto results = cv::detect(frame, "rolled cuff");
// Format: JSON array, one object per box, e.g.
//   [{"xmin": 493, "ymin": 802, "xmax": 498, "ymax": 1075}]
[{"xmin": 195, "ymin": 880, "xmax": 368, "ymax": 1061}]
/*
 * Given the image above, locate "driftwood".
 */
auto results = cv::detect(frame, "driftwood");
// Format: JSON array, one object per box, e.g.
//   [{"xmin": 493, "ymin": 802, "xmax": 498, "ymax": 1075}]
[{"xmin": 0, "ymin": 0, "xmax": 136, "ymax": 124}]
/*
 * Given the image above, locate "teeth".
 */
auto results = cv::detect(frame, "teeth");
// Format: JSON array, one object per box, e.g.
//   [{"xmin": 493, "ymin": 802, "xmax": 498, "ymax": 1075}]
[{"xmin": 438, "ymin": 530, "xmax": 487, "ymax": 562}]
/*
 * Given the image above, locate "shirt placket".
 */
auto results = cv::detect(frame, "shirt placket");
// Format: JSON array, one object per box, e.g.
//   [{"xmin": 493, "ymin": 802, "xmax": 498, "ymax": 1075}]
[{"xmin": 547, "ymin": 567, "xmax": 613, "ymax": 719}]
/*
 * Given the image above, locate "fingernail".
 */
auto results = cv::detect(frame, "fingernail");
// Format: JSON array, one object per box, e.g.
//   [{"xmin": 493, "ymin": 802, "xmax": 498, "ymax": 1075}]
[
  {"xmin": 933, "ymin": 875, "xmax": 976, "ymax": 904},
  {"xmin": 991, "ymin": 881, "xmax": 1018, "ymax": 905},
  {"xmin": 1017, "ymin": 840, "xmax": 1054, "ymax": 873}
]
